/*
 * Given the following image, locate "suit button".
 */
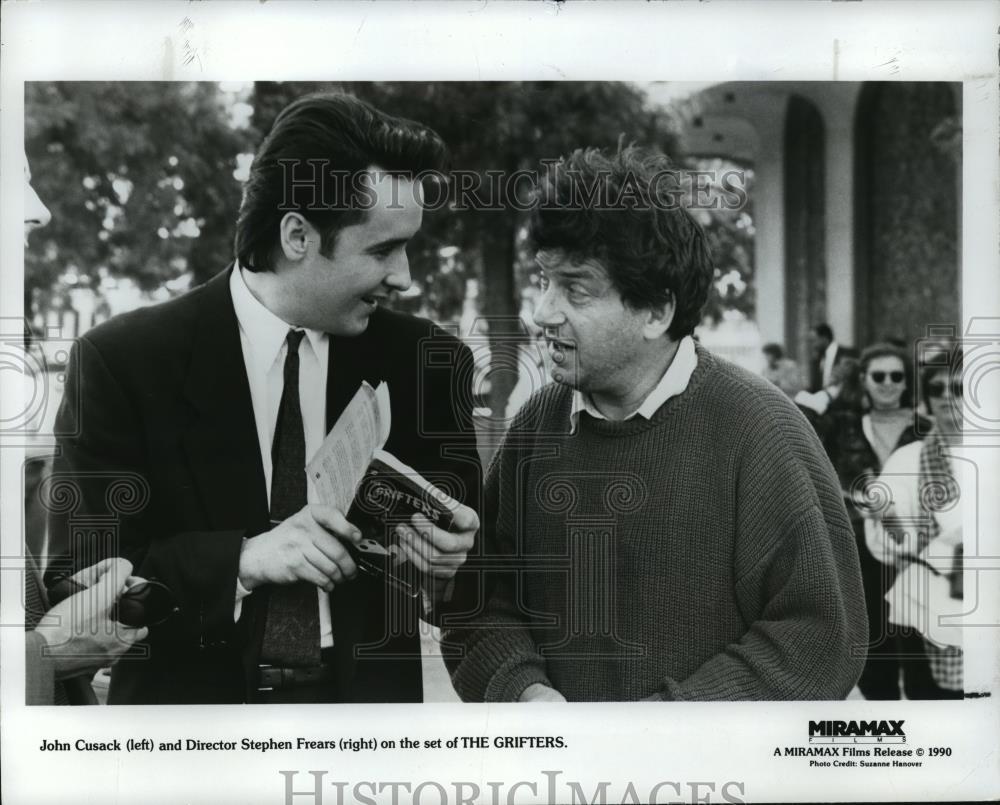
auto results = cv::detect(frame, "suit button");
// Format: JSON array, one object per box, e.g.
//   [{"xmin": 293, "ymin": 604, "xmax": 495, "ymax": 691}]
[{"xmin": 201, "ymin": 638, "xmax": 228, "ymax": 650}]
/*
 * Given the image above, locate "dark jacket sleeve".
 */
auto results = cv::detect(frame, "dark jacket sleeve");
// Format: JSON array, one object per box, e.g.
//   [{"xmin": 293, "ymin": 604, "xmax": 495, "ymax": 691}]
[{"xmin": 48, "ymin": 336, "xmax": 244, "ymax": 651}]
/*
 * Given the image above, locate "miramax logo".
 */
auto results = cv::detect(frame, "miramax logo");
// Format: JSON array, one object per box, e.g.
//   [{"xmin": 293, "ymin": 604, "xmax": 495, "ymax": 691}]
[{"xmin": 808, "ymin": 720, "xmax": 906, "ymax": 744}]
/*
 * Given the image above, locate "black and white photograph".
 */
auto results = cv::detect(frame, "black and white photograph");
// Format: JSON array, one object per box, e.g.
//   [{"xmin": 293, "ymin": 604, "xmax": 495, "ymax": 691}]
[{"xmin": 2, "ymin": 2, "xmax": 998, "ymax": 804}]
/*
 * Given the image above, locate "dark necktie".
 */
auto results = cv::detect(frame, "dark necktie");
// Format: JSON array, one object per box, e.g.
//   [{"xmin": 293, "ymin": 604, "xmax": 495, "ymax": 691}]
[{"xmin": 259, "ymin": 329, "xmax": 321, "ymax": 667}]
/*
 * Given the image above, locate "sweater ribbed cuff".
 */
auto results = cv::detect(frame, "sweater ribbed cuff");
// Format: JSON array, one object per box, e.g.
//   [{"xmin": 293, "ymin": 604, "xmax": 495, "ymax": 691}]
[{"xmin": 487, "ymin": 659, "xmax": 552, "ymax": 703}]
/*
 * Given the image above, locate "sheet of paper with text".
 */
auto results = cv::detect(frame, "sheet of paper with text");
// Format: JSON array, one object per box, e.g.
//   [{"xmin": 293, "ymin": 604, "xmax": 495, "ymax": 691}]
[{"xmin": 306, "ymin": 381, "xmax": 391, "ymax": 511}]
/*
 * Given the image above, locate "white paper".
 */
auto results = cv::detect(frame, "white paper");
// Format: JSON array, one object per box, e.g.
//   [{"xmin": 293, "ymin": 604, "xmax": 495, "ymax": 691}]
[{"xmin": 306, "ymin": 381, "xmax": 391, "ymax": 512}]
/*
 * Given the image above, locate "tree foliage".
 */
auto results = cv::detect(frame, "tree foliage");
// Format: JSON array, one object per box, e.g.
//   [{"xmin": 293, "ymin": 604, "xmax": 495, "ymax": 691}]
[
  {"xmin": 24, "ymin": 82, "xmax": 253, "ymax": 315},
  {"xmin": 689, "ymin": 158, "xmax": 756, "ymax": 324},
  {"xmin": 26, "ymin": 81, "xmax": 756, "ymax": 418}
]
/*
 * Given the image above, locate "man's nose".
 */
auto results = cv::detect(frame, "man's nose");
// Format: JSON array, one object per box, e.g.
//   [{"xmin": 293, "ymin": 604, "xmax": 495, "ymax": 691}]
[
  {"xmin": 384, "ymin": 253, "xmax": 412, "ymax": 292},
  {"xmin": 533, "ymin": 289, "xmax": 564, "ymax": 330},
  {"xmin": 25, "ymin": 186, "xmax": 51, "ymax": 231}
]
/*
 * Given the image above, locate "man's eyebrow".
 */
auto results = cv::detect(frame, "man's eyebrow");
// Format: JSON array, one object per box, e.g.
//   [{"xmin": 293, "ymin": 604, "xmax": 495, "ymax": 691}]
[
  {"xmin": 364, "ymin": 236, "xmax": 409, "ymax": 253},
  {"xmin": 537, "ymin": 262, "xmax": 602, "ymax": 281}
]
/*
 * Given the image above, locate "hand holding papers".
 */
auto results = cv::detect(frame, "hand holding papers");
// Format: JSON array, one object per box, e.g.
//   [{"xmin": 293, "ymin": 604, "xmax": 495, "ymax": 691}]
[
  {"xmin": 307, "ymin": 382, "xmax": 479, "ymax": 600},
  {"xmin": 236, "ymin": 504, "xmax": 361, "ymax": 593}
]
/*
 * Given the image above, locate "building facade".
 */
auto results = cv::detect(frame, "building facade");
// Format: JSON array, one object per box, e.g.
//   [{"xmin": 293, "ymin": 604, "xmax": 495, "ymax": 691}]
[{"xmin": 671, "ymin": 81, "xmax": 961, "ymax": 365}]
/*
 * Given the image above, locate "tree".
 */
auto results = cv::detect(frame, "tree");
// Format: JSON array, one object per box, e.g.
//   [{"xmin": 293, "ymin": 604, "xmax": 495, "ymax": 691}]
[
  {"xmin": 25, "ymin": 82, "xmax": 253, "ymax": 319},
  {"xmin": 688, "ymin": 158, "xmax": 756, "ymax": 325}
]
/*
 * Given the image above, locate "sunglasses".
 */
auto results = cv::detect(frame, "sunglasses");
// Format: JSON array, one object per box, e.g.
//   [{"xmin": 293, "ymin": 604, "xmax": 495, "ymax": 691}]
[
  {"xmin": 926, "ymin": 379, "xmax": 963, "ymax": 399},
  {"xmin": 869, "ymin": 371, "xmax": 904, "ymax": 384}
]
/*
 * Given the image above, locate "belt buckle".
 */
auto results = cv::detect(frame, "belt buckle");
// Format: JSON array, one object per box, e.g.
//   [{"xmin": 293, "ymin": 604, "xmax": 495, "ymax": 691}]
[
  {"xmin": 257, "ymin": 663, "xmax": 278, "ymax": 692},
  {"xmin": 258, "ymin": 662, "xmax": 332, "ymax": 692}
]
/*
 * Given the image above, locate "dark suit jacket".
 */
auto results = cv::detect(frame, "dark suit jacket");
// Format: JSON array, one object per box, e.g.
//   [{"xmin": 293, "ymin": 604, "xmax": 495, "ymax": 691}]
[
  {"xmin": 820, "ymin": 401, "xmax": 931, "ymax": 526},
  {"xmin": 48, "ymin": 267, "xmax": 481, "ymax": 704},
  {"xmin": 809, "ymin": 344, "xmax": 840, "ymax": 392}
]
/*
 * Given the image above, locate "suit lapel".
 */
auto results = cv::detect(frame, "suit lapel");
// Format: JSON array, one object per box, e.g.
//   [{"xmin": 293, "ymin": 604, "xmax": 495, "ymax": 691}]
[
  {"xmin": 181, "ymin": 268, "xmax": 270, "ymax": 534},
  {"xmin": 326, "ymin": 320, "xmax": 385, "ymax": 431}
]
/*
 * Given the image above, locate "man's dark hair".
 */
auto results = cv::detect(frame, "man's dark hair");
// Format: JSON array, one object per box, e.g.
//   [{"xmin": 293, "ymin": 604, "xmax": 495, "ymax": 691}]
[
  {"xmin": 529, "ymin": 143, "xmax": 714, "ymax": 341},
  {"xmin": 859, "ymin": 341, "xmax": 914, "ymax": 408},
  {"xmin": 919, "ymin": 343, "xmax": 963, "ymax": 409},
  {"xmin": 814, "ymin": 323, "xmax": 834, "ymax": 342},
  {"xmin": 833, "ymin": 356, "xmax": 865, "ymax": 409},
  {"xmin": 235, "ymin": 93, "xmax": 448, "ymax": 272},
  {"xmin": 762, "ymin": 342, "xmax": 784, "ymax": 360}
]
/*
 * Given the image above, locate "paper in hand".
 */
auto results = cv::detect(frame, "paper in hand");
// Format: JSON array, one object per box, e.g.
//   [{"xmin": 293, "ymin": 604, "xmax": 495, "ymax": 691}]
[{"xmin": 306, "ymin": 381, "xmax": 391, "ymax": 512}]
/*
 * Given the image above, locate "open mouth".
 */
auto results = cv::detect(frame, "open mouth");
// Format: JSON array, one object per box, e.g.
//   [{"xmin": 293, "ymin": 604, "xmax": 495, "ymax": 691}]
[{"xmin": 360, "ymin": 294, "xmax": 384, "ymax": 308}]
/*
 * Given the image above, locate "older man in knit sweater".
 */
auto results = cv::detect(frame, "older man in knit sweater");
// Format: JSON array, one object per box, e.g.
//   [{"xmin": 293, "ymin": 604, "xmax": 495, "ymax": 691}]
[{"xmin": 445, "ymin": 145, "xmax": 866, "ymax": 702}]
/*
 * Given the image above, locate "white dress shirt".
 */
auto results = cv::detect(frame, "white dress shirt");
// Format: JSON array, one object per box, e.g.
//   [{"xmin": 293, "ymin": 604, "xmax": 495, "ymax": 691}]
[
  {"xmin": 230, "ymin": 265, "xmax": 334, "ymax": 648},
  {"xmin": 821, "ymin": 340, "xmax": 840, "ymax": 389},
  {"xmin": 569, "ymin": 335, "xmax": 698, "ymax": 433}
]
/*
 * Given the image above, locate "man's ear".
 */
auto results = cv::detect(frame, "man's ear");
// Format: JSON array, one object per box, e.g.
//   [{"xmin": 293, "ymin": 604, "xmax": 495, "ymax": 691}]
[
  {"xmin": 642, "ymin": 292, "xmax": 675, "ymax": 340},
  {"xmin": 278, "ymin": 213, "xmax": 311, "ymax": 262}
]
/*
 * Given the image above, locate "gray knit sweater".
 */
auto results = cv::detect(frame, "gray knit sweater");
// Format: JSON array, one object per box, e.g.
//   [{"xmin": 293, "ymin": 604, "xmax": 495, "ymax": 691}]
[{"xmin": 446, "ymin": 346, "xmax": 867, "ymax": 701}]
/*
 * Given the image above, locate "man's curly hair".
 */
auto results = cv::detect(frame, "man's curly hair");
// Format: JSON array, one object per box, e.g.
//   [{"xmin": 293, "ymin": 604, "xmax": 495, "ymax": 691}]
[{"xmin": 529, "ymin": 143, "xmax": 714, "ymax": 340}]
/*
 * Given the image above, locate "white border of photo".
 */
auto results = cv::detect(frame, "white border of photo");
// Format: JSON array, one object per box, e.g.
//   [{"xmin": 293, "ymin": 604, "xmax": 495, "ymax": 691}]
[{"xmin": 2, "ymin": 2, "xmax": 998, "ymax": 803}]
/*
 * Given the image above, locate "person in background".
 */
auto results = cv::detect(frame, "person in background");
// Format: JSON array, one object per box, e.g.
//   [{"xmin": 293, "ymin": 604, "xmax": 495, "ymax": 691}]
[
  {"xmin": 794, "ymin": 354, "xmax": 861, "ymax": 437},
  {"xmin": 819, "ymin": 342, "xmax": 931, "ymax": 699},
  {"xmin": 23, "ymin": 156, "xmax": 147, "ymax": 705},
  {"xmin": 865, "ymin": 347, "xmax": 964, "ymax": 699},
  {"xmin": 760, "ymin": 342, "xmax": 803, "ymax": 397},
  {"xmin": 808, "ymin": 323, "xmax": 843, "ymax": 392}
]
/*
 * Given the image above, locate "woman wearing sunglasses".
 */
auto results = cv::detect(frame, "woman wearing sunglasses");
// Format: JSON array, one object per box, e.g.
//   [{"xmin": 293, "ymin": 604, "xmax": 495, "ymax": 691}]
[
  {"xmin": 819, "ymin": 342, "xmax": 931, "ymax": 699},
  {"xmin": 864, "ymin": 349, "xmax": 965, "ymax": 699}
]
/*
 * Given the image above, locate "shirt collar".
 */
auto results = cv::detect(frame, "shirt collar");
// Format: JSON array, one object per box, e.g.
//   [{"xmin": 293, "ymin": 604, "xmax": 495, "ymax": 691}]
[
  {"xmin": 229, "ymin": 264, "xmax": 327, "ymax": 374},
  {"xmin": 569, "ymin": 335, "xmax": 698, "ymax": 434}
]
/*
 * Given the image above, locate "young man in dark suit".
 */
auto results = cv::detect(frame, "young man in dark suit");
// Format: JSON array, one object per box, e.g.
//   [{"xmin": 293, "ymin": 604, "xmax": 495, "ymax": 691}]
[{"xmin": 48, "ymin": 94, "xmax": 482, "ymax": 704}]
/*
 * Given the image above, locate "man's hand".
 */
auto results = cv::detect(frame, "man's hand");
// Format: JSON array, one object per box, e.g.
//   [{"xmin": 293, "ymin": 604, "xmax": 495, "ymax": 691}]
[
  {"xmin": 34, "ymin": 558, "xmax": 148, "ymax": 680},
  {"xmin": 395, "ymin": 496, "xmax": 479, "ymax": 599},
  {"xmin": 518, "ymin": 683, "xmax": 566, "ymax": 702},
  {"xmin": 238, "ymin": 504, "xmax": 361, "ymax": 592}
]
